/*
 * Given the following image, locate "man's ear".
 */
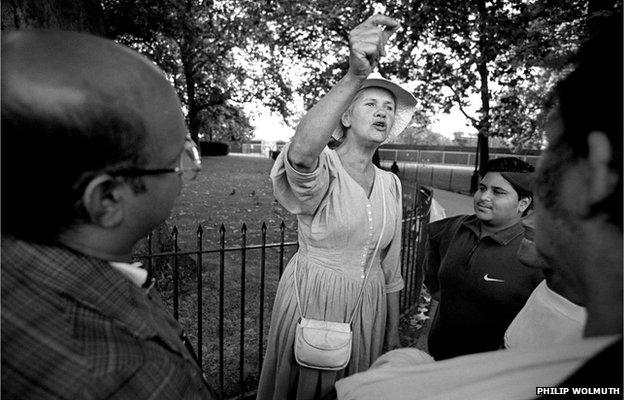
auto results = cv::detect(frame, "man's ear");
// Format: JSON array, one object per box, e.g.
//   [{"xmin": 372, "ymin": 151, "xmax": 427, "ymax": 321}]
[
  {"xmin": 518, "ymin": 196, "xmax": 532, "ymax": 214},
  {"xmin": 341, "ymin": 110, "xmax": 352, "ymax": 129},
  {"xmin": 586, "ymin": 131, "xmax": 618, "ymax": 205},
  {"xmin": 81, "ymin": 175, "xmax": 125, "ymax": 228}
]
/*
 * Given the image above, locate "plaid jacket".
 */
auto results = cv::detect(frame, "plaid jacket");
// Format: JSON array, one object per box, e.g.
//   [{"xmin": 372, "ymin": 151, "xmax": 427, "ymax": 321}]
[{"xmin": 1, "ymin": 236, "xmax": 215, "ymax": 400}]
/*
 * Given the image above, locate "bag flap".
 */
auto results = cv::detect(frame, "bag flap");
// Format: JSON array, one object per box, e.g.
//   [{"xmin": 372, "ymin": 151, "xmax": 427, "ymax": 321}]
[{"xmin": 300, "ymin": 317, "xmax": 351, "ymax": 333}]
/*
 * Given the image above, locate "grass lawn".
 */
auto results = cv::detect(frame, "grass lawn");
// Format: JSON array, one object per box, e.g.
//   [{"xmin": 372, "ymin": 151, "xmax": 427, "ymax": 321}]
[
  {"xmin": 169, "ymin": 154, "xmax": 298, "ymax": 247},
  {"xmin": 143, "ymin": 154, "xmax": 430, "ymax": 398}
]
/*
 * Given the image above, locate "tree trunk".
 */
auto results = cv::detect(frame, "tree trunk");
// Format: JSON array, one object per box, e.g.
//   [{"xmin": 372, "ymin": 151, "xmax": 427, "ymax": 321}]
[
  {"xmin": 180, "ymin": 0, "xmax": 202, "ymax": 144},
  {"xmin": 476, "ymin": 0, "xmax": 491, "ymax": 171},
  {"xmin": 182, "ymin": 47, "xmax": 200, "ymax": 143},
  {"xmin": 1, "ymin": 0, "xmax": 104, "ymax": 34},
  {"xmin": 478, "ymin": 133, "xmax": 489, "ymax": 172}
]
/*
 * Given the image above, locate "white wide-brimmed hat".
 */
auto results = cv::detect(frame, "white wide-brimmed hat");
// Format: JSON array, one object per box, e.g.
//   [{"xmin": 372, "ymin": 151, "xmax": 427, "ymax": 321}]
[{"xmin": 332, "ymin": 72, "xmax": 417, "ymax": 141}]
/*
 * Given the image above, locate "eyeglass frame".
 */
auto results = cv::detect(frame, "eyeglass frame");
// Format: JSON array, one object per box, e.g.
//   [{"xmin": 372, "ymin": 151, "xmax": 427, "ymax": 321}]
[{"xmin": 108, "ymin": 136, "xmax": 202, "ymax": 181}]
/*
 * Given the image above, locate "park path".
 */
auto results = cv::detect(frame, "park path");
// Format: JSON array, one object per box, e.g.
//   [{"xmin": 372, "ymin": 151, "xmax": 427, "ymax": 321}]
[{"xmin": 431, "ymin": 188, "xmax": 473, "ymax": 217}]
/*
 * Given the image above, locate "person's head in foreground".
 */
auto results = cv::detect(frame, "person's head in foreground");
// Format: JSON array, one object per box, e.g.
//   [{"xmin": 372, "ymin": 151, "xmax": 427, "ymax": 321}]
[
  {"xmin": 1, "ymin": 30, "xmax": 213, "ymax": 400},
  {"xmin": 1, "ymin": 30, "xmax": 200, "ymax": 259},
  {"xmin": 474, "ymin": 157, "xmax": 534, "ymax": 231},
  {"xmin": 529, "ymin": 18, "xmax": 622, "ymax": 338},
  {"xmin": 330, "ymin": 73, "xmax": 416, "ymax": 150}
]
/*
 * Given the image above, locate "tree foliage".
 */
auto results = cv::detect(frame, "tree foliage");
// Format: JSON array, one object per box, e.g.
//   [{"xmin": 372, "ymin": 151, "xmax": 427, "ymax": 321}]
[
  {"xmin": 259, "ymin": 1, "xmax": 392, "ymax": 110},
  {"xmin": 392, "ymin": 126, "xmax": 453, "ymax": 146},
  {"xmin": 101, "ymin": 0, "xmax": 296, "ymax": 144},
  {"xmin": 10, "ymin": 0, "xmax": 619, "ymax": 152},
  {"xmin": 1, "ymin": 0, "xmax": 104, "ymax": 33},
  {"xmin": 387, "ymin": 0, "xmax": 620, "ymax": 151},
  {"xmin": 260, "ymin": 0, "xmax": 620, "ymax": 154}
]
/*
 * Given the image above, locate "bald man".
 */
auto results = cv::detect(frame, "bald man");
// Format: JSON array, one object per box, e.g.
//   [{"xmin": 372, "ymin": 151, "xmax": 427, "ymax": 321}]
[{"xmin": 1, "ymin": 31, "xmax": 215, "ymax": 399}]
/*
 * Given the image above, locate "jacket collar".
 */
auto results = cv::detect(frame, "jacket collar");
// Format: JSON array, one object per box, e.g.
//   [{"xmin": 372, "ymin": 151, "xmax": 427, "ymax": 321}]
[
  {"xmin": 2, "ymin": 236, "xmax": 190, "ymax": 361},
  {"xmin": 461, "ymin": 214, "xmax": 524, "ymax": 245}
]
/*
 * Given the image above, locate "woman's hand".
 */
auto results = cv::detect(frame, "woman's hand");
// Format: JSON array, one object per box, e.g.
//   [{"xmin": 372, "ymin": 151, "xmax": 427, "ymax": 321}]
[{"xmin": 348, "ymin": 14, "xmax": 399, "ymax": 79}]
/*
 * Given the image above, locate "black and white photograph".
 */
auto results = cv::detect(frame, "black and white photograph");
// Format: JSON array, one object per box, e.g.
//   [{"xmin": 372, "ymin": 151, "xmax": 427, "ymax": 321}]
[{"xmin": 1, "ymin": 1, "xmax": 622, "ymax": 399}]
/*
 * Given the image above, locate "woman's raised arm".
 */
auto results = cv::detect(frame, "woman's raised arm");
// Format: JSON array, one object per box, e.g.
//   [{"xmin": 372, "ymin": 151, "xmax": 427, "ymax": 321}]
[{"xmin": 288, "ymin": 15, "xmax": 399, "ymax": 172}]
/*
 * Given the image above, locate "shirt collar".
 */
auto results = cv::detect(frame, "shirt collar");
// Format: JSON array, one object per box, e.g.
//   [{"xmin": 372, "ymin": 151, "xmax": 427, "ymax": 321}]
[
  {"xmin": 109, "ymin": 260, "xmax": 151, "ymax": 288},
  {"xmin": 462, "ymin": 214, "xmax": 524, "ymax": 245}
]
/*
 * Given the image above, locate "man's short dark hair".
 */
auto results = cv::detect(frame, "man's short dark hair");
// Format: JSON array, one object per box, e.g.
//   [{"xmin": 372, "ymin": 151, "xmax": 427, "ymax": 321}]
[
  {"xmin": 538, "ymin": 15, "xmax": 623, "ymax": 230},
  {"xmin": 1, "ymin": 96, "xmax": 148, "ymax": 243},
  {"xmin": 481, "ymin": 157, "xmax": 535, "ymax": 200}
]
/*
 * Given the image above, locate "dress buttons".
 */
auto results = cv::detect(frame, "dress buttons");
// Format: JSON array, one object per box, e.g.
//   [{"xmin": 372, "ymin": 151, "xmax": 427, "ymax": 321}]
[{"xmin": 363, "ymin": 204, "xmax": 372, "ymax": 280}]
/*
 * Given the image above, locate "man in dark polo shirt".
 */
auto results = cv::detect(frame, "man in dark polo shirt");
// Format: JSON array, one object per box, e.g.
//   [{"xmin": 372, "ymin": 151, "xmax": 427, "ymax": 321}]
[{"xmin": 425, "ymin": 157, "xmax": 544, "ymax": 360}]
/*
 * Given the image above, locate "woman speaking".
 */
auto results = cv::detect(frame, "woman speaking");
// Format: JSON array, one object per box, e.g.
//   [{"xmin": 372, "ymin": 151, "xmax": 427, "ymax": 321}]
[{"xmin": 257, "ymin": 15, "xmax": 417, "ymax": 400}]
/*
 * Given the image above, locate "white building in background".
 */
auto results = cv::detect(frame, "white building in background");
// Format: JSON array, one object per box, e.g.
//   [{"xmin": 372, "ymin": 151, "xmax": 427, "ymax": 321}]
[{"xmin": 241, "ymin": 139, "xmax": 287, "ymax": 157}]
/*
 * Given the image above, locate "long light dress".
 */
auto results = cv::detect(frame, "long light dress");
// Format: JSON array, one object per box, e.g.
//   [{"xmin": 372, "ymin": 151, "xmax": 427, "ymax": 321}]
[{"xmin": 257, "ymin": 143, "xmax": 404, "ymax": 400}]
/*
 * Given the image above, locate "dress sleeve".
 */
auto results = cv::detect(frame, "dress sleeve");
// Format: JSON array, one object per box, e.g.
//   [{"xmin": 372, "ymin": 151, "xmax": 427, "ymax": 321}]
[
  {"xmin": 381, "ymin": 173, "xmax": 404, "ymax": 293},
  {"xmin": 269, "ymin": 142, "xmax": 334, "ymax": 216}
]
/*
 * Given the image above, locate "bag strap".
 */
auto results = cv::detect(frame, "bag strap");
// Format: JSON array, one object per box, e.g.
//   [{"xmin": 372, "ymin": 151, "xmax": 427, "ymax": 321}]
[{"xmin": 293, "ymin": 175, "xmax": 387, "ymax": 326}]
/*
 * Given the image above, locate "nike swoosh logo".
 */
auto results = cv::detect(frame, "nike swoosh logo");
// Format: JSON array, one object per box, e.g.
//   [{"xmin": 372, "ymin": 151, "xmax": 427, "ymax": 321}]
[{"xmin": 483, "ymin": 274, "xmax": 505, "ymax": 283}]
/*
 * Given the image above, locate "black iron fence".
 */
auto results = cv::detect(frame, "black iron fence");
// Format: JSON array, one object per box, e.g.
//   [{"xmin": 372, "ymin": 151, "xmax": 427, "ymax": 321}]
[{"xmin": 133, "ymin": 185, "xmax": 433, "ymax": 400}]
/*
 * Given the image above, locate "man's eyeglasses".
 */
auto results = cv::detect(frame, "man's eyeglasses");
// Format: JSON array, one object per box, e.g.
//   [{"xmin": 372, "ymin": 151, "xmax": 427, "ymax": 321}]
[{"xmin": 110, "ymin": 136, "xmax": 202, "ymax": 182}]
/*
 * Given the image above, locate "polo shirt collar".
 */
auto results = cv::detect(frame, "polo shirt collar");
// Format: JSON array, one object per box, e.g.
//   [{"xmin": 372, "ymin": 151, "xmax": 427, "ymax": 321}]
[{"xmin": 462, "ymin": 214, "xmax": 524, "ymax": 245}]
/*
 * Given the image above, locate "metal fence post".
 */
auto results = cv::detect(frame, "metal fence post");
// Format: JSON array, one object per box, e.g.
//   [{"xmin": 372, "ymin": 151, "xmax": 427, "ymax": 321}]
[
  {"xmin": 400, "ymin": 215, "xmax": 408, "ymax": 312},
  {"xmin": 196, "ymin": 224, "xmax": 203, "ymax": 368},
  {"xmin": 259, "ymin": 223, "xmax": 267, "ymax": 374},
  {"xmin": 218, "ymin": 224, "xmax": 225, "ymax": 400},
  {"xmin": 146, "ymin": 232, "xmax": 153, "ymax": 277},
  {"xmin": 448, "ymin": 168, "xmax": 454, "ymax": 191},
  {"xmin": 429, "ymin": 166, "xmax": 434, "ymax": 187},
  {"xmin": 172, "ymin": 226, "xmax": 179, "ymax": 320},
  {"xmin": 239, "ymin": 224, "xmax": 247, "ymax": 398}
]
